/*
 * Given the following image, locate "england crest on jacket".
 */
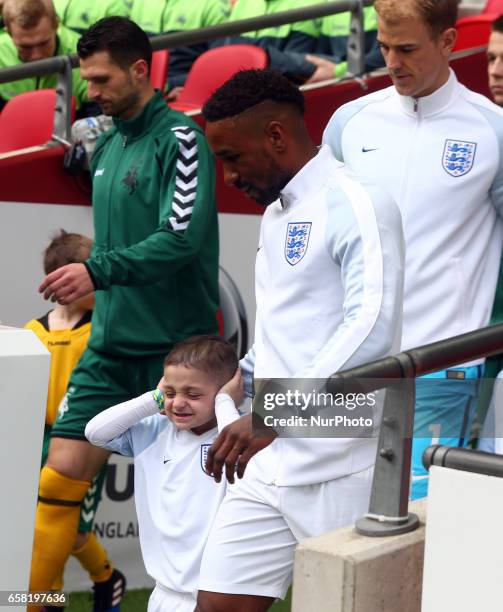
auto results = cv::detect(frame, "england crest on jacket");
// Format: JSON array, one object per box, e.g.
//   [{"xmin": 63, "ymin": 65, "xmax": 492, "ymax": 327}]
[
  {"xmin": 442, "ymin": 140, "xmax": 477, "ymax": 177},
  {"xmin": 285, "ymin": 222, "xmax": 312, "ymax": 266}
]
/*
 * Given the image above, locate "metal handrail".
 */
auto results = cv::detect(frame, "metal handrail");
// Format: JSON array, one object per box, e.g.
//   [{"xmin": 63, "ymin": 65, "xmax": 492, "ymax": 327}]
[
  {"xmin": 423, "ymin": 445, "xmax": 503, "ymax": 479},
  {"xmin": 328, "ymin": 322, "xmax": 503, "ymax": 537},
  {"xmin": 329, "ymin": 322, "xmax": 503, "ymax": 386}
]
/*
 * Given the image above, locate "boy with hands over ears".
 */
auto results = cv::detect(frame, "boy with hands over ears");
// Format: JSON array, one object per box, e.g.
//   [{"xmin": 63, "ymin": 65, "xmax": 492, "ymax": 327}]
[{"xmin": 85, "ymin": 336, "xmax": 243, "ymax": 612}]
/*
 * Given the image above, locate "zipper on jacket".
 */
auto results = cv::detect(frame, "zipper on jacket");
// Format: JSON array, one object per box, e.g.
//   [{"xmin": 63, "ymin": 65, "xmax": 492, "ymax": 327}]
[
  {"xmin": 399, "ymin": 101, "xmax": 421, "ymax": 221},
  {"xmin": 123, "ymin": 136, "xmax": 128, "ymax": 147}
]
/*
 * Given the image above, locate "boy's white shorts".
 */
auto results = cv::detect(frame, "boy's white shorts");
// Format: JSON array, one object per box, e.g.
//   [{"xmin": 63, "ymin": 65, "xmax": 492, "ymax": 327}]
[
  {"xmin": 198, "ymin": 465, "xmax": 373, "ymax": 600},
  {"xmin": 147, "ymin": 583, "xmax": 196, "ymax": 612}
]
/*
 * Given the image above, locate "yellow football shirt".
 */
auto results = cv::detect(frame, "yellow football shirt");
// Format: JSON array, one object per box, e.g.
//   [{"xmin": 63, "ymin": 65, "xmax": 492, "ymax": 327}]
[{"xmin": 24, "ymin": 312, "xmax": 92, "ymax": 425}]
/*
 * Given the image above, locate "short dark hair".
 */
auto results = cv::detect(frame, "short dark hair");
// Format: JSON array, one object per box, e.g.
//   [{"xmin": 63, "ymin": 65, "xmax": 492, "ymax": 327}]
[
  {"xmin": 202, "ymin": 69, "xmax": 305, "ymax": 122},
  {"xmin": 43, "ymin": 230, "xmax": 92, "ymax": 275},
  {"xmin": 164, "ymin": 336, "xmax": 238, "ymax": 387},
  {"xmin": 493, "ymin": 14, "xmax": 503, "ymax": 34},
  {"xmin": 77, "ymin": 17, "xmax": 152, "ymax": 71}
]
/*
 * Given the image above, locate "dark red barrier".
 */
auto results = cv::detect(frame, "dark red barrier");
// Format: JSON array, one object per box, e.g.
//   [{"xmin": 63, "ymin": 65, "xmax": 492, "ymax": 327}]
[{"xmin": 0, "ymin": 145, "xmax": 90, "ymax": 205}]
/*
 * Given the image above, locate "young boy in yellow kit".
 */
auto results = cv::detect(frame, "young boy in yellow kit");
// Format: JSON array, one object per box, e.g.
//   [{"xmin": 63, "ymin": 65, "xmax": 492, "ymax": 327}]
[{"xmin": 26, "ymin": 230, "xmax": 125, "ymax": 611}]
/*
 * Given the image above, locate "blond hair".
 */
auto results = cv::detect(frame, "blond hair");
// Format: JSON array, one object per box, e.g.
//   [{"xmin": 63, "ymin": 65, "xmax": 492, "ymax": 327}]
[
  {"xmin": 375, "ymin": 0, "xmax": 457, "ymax": 38},
  {"xmin": 3, "ymin": 0, "xmax": 57, "ymax": 30}
]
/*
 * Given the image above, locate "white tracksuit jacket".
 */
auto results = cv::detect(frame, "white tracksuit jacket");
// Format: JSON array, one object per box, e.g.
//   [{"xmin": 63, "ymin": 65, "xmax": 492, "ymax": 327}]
[
  {"xmin": 241, "ymin": 145, "xmax": 405, "ymax": 486},
  {"xmin": 323, "ymin": 69, "xmax": 503, "ymax": 354}
]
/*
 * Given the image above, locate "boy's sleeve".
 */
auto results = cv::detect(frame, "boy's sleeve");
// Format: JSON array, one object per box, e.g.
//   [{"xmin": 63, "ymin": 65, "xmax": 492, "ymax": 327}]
[
  {"xmin": 85, "ymin": 391, "xmax": 161, "ymax": 456},
  {"xmin": 98, "ymin": 432, "xmax": 135, "ymax": 457},
  {"xmin": 215, "ymin": 393, "xmax": 241, "ymax": 431},
  {"xmin": 86, "ymin": 127, "xmax": 216, "ymax": 289}
]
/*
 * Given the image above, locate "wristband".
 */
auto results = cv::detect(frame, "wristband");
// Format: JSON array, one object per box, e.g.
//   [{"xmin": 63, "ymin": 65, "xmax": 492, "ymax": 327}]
[{"xmin": 151, "ymin": 389, "xmax": 165, "ymax": 412}]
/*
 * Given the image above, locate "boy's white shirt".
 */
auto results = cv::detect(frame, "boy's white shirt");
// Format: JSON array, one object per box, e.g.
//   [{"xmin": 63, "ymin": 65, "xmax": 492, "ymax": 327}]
[{"xmin": 85, "ymin": 391, "xmax": 240, "ymax": 595}]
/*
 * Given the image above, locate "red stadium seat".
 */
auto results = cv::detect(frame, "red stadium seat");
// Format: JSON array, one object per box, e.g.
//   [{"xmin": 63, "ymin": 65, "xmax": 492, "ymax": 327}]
[
  {"xmin": 169, "ymin": 45, "xmax": 268, "ymax": 112},
  {"xmin": 484, "ymin": 0, "xmax": 503, "ymax": 15},
  {"xmin": 151, "ymin": 49, "xmax": 170, "ymax": 91},
  {"xmin": 0, "ymin": 89, "xmax": 76, "ymax": 153},
  {"xmin": 454, "ymin": 14, "xmax": 495, "ymax": 51}
]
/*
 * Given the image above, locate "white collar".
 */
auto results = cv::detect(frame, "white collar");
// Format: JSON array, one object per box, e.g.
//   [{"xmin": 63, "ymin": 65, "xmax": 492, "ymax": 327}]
[
  {"xmin": 397, "ymin": 68, "xmax": 460, "ymax": 118},
  {"xmin": 279, "ymin": 145, "xmax": 338, "ymax": 211}
]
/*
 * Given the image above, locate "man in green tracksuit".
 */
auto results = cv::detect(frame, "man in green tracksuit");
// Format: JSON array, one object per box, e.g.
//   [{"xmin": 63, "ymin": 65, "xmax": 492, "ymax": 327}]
[
  {"xmin": 31, "ymin": 16, "xmax": 219, "ymax": 600},
  {"xmin": 53, "ymin": 0, "xmax": 128, "ymax": 34},
  {"xmin": 129, "ymin": 0, "xmax": 230, "ymax": 90},
  {"xmin": 0, "ymin": 0, "xmax": 88, "ymax": 111}
]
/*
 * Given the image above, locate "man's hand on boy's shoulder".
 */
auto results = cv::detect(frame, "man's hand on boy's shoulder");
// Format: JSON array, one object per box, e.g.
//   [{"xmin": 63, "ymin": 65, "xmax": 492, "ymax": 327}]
[
  {"xmin": 205, "ymin": 413, "xmax": 277, "ymax": 484},
  {"xmin": 218, "ymin": 368, "xmax": 244, "ymax": 407}
]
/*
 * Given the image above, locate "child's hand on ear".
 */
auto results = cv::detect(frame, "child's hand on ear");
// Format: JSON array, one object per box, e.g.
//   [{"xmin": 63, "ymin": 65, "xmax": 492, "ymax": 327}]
[{"xmin": 218, "ymin": 368, "xmax": 244, "ymax": 407}]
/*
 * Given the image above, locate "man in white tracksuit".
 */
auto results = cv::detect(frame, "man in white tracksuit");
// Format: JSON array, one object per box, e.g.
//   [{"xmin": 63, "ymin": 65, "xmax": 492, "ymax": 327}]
[
  {"xmin": 196, "ymin": 69, "xmax": 405, "ymax": 612},
  {"xmin": 323, "ymin": 0, "xmax": 503, "ymax": 499}
]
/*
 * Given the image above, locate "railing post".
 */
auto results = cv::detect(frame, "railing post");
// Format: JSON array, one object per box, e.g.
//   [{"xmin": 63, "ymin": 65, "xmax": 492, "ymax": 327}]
[
  {"xmin": 347, "ymin": 0, "xmax": 365, "ymax": 77},
  {"xmin": 355, "ymin": 352, "xmax": 420, "ymax": 536},
  {"xmin": 52, "ymin": 55, "xmax": 73, "ymax": 144}
]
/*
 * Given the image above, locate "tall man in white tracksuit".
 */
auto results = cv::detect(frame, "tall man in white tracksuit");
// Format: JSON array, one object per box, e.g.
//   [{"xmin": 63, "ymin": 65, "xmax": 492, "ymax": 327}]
[
  {"xmin": 323, "ymin": 0, "xmax": 503, "ymax": 499},
  {"xmin": 195, "ymin": 69, "xmax": 405, "ymax": 612}
]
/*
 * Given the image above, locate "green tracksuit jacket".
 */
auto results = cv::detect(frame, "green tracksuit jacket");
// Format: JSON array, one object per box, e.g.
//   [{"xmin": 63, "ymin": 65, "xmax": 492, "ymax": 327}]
[
  {"xmin": 86, "ymin": 91, "xmax": 219, "ymax": 357},
  {"xmin": 0, "ymin": 25, "xmax": 88, "ymax": 107},
  {"xmin": 53, "ymin": 0, "xmax": 129, "ymax": 34}
]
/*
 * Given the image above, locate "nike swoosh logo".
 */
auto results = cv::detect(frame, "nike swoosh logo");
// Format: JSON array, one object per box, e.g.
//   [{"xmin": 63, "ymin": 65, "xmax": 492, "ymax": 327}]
[
  {"xmin": 163, "ymin": 459, "xmax": 171, "ymax": 464},
  {"xmin": 362, "ymin": 147, "xmax": 379, "ymax": 153}
]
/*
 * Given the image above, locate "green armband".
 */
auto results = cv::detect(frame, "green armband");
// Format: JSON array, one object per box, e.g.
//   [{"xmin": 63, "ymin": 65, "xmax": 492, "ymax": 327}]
[{"xmin": 151, "ymin": 389, "xmax": 165, "ymax": 412}]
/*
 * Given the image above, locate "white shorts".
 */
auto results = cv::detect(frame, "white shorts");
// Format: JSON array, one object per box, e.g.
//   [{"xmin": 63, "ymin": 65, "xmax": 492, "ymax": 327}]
[
  {"xmin": 198, "ymin": 466, "xmax": 373, "ymax": 600},
  {"xmin": 147, "ymin": 583, "xmax": 196, "ymax": 612}
]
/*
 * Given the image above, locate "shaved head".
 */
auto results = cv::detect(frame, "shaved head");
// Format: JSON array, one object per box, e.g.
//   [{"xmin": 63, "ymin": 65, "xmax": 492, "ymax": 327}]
[{"xmin": 202, "ymin": 69, "xmax": 304, "ymax": 122}]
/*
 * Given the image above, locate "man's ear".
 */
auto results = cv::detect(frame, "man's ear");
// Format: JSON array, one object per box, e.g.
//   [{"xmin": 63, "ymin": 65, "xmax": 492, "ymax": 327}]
[
  {"xmin": 130, "ymin": 58, "xmax": 149, "ymax": 82},
  {"xmin": 265, "ymin": 120, "xmax": 287, "ymax": 153},
  {"xmin": 441, "ymin": 27, "xmax": 457, "ymax": 56}
]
